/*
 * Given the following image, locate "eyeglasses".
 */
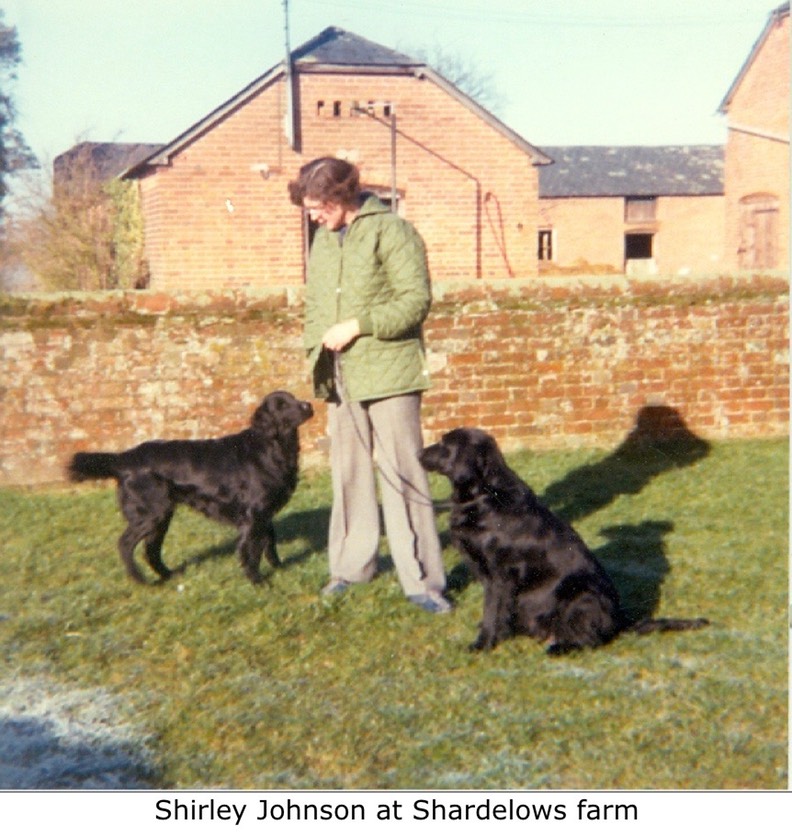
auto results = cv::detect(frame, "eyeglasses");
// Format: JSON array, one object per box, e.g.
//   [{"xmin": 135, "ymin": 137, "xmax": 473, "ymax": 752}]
[{"xmin": 302, "ymin": 199, "xmax": 329, "ymax": 215}]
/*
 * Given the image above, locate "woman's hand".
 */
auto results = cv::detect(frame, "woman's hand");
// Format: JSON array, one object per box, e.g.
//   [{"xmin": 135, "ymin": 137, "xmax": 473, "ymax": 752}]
[{"xmin": 322, "ymin": 319, "xmax": 361, "ymax": 352}]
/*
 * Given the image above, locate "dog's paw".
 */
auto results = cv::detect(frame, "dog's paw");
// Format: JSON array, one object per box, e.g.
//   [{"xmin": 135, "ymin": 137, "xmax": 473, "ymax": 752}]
[
  {"xmin": 469, "ymin": 632, "xmax": 497, "ymax": 652},
  {"xmin": 546, "ymin": 642, "xmax": 582, "ymax": 656},
  {"xmin": 125, "ymin": 568, "xmax": 150, "ymax": 585}
]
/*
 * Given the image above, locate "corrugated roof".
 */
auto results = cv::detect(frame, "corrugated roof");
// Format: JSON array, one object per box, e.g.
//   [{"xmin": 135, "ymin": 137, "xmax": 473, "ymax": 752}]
[{"xmin": 538, "ymin": 145, "xmax": 724, "ymax": 198}]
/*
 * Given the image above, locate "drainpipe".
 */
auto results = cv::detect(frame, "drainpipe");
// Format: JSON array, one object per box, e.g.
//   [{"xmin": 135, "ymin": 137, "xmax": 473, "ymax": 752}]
[
  {"xmin": 282, "ymin": 0, "xmax": 299, "ymax": 151},
  {"xmin": 390, "ymin": 107, "xmax": 398, "ymax": 212}
]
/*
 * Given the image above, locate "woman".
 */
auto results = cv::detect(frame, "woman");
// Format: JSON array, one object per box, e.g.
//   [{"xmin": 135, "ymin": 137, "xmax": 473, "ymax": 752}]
[{"xmin": 288, "ymin": 157, "xmax": 450, "ymax": 613}]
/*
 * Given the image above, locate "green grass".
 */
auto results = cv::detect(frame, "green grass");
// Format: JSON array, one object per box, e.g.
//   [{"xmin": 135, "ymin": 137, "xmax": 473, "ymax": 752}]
[{"xmin": 0, "ymin": 438, "xmax": 787, "ymax": 789}]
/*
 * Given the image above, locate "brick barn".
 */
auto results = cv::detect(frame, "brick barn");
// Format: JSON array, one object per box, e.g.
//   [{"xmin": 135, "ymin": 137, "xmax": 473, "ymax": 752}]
[
  {"xmin": 718, "ymin": 1, "xmax": 790, "ymax": 271},
  {"xmin": 120, "ymin": 26, "xmax": 551, "ymax": 290},
  {"xmin": 536, "ymin": 145, "xmax": 725, "ymax": 277}
]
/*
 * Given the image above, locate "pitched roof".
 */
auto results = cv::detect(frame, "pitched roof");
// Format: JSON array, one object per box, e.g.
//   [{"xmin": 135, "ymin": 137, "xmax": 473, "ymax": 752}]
[
  {"xmin": 55, "ymin": 141, "xmax": 163, "ymax": 182},
  {"xmin": 122, "ymin": 26, "xmax": 549, "ymax": 177},
  {"xmin": 292, "ymin": 26, "xmax": 419, "ymax": 68},
  {"xmin": 538, "ymin": 145, "xmax": 724, "ymax": 198},
  {"xmin": 719, "ymin": 2, "xmax": 790, "ymax": 114}
]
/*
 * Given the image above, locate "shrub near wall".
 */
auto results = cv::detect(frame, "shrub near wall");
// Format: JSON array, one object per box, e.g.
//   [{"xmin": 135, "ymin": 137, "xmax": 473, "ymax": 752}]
[{"xmin": 0, "ymin": 275, "xmax": 788, "ymax": 487}]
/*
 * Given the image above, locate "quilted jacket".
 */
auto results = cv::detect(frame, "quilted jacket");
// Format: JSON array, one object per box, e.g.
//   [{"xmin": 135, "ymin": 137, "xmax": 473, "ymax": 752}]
[{"xmin": 303, "ymin": 194, "xmax": 432, "ymax": 402}]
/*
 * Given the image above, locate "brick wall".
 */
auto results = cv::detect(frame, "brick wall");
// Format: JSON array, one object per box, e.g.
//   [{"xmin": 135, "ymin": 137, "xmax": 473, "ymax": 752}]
[
  {"xmin": 726, "ymin": 9, "xmax": 789, "ymax": 138},
  {"xmin": 0, "ymin": 275, "xmax": 787, "ymax": 487},
  {"xmin": 424, "ymin": 275, "xmax": 788, "ymax": 450},
  {"xmin": 722, "ymin": 9, "xmax": 790, "ymax": 270},
  {"xmin": 723, "ymin": 129, "xmax": 790, "ymax": 270}
]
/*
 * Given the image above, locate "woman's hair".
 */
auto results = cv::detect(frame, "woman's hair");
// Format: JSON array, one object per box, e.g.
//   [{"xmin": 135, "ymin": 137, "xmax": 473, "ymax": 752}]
[{"xmin": 288, "ymin": 157, "xmax": 361, "ymax": 207}]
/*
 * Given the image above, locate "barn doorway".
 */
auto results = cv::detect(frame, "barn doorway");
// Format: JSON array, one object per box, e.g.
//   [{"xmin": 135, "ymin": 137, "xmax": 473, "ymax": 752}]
[
  {"xmin": 739, "ymin": 194, "xmax": 779, "ymax": 269},
  {"xmin": 624, "ymin": 232, "xmax": 656, "ymax": 275}
]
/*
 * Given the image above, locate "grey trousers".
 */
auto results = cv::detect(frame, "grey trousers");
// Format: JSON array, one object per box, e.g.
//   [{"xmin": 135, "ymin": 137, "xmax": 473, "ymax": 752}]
[{"xmin": 327, "ymin": 392, "xmax": 446, "ymax": 597}]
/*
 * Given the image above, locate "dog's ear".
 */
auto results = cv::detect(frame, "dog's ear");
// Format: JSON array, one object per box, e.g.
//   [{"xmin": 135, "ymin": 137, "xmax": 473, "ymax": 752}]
[
  {"xmin": 251, "ymin": 397, "xmax": 280, "ymax": 438},
  {"xmin": 475, "ymin": 434, "xmax": 512, "ymax": 488},
  {"xmin": 443, "ymin": 431, "xmax": 474, "ymax": 481}
]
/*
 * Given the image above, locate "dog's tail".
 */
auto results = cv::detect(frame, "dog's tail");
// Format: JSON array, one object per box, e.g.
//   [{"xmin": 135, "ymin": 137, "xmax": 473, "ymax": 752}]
[
  {"xmin": 627, "ymin": 616, "xmax": 710, "ymax": 635},
  {"xmin": 68, "ymin": 452, "xmax": 121, "ymax": 482}
]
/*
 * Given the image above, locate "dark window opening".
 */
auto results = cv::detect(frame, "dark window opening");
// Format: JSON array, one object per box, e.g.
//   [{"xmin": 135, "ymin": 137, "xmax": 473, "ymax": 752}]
[
  {"xmin": 625, "ymin": 233, "xmax": 653, "ymax": 260},
  {"xmin": 332, "ymin": 101, "xmax": 342, "ymax": 117},
  {"xmin": 538, "ymin": 229, "xmax": 553, "ymax": 261}
]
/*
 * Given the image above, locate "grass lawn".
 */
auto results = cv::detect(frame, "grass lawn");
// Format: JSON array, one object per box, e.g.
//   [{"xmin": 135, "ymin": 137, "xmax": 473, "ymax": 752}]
[{"xmin": 0, "ymin": 437, "xmax": 787, "ymax": 789}]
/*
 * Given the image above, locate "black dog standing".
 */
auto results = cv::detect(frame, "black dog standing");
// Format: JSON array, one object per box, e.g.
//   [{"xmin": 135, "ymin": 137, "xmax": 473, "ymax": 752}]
[
  {"xmin": 420, "ymin": 428, "xmax": 708, "ymax": 654},
  {"xmin": 68, "ymin": 391, "xmax": 313, "ymax": 585}
]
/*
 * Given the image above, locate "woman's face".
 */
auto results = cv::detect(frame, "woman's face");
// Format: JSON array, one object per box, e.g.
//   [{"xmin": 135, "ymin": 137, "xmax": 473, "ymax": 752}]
[{"xmin": 303, "ymin": 197, "xmax": 348, "ymax": 231}]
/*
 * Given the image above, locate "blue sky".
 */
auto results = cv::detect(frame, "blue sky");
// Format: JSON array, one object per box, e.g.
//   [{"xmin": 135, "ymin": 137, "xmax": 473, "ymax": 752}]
[{"xmin": 2, "ymin": 0, "xmax": 780, "ymax": 169}]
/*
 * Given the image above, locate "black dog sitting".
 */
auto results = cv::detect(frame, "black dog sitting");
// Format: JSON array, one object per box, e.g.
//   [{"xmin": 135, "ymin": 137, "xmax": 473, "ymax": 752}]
[
  {"xmin": 420, "ymin": 427, "xmax": 708, "ymax": 654},
  {"xmin": 68, "ymin": 391, "xmax": 313, "ymax": 585}
]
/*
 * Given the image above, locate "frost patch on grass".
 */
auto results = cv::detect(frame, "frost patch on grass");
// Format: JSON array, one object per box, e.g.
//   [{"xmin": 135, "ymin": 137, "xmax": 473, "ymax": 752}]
[{"xmin": 0, "ymin": 677, "xmax": 156, "ymax": 789}]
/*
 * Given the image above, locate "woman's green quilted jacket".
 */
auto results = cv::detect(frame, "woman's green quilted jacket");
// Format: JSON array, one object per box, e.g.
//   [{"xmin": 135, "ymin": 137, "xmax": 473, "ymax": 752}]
[{"xmin": 303, "ymin": 194, "xmax": 432, "ymax": 402}]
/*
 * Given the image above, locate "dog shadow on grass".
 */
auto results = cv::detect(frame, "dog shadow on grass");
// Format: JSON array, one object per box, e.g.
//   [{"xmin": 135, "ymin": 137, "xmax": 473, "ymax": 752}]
[
  {"xmin": 594, "ymin": 520, "xmax": 674, "ymax": 623},
  {"xmin": 446, "ymin": 405, "xmax": 710, "ymax": 613},
  {"xmin": 171, "ymin": 506, "xmax": 331, "ymax": 577}
]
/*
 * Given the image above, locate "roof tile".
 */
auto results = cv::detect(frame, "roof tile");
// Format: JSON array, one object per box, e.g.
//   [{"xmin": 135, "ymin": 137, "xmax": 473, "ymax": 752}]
[{"xmin": 539, "ymin": 145, "xmax": 724, "ymax": 197}]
